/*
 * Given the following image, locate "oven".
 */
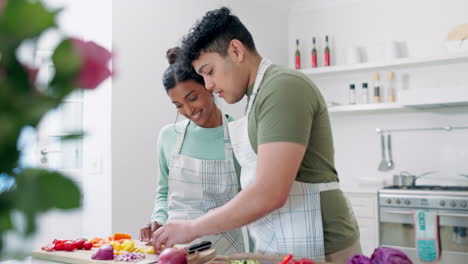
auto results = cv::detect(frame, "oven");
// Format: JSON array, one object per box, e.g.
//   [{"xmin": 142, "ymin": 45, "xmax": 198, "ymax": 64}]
[{"xmin": 378, "ymin": 187, "xmax": 468, "ymax": 264}]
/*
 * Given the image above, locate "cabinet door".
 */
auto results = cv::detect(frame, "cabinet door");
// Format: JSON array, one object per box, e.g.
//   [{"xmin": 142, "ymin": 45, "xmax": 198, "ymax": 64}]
[
  {"xmin": 357, "ymin": 218, "xmax": 378, "ymax": 256},
  {"xmin": 345, "ymin": 193, "xmax": 379, "ymax": 255},
  {"xmin": 347, "ymin": 194, "xmax": 377, "ymax": 218}
]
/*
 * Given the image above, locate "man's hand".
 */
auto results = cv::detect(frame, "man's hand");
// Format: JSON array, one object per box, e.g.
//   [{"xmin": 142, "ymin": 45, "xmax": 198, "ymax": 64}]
[
  {"xmin": 151, "ymin": 219, "xmax": 198, "ymax": 250},
  {"xmin": 139, "ymin": 221, "xmax": 160, "ymax": 242}
]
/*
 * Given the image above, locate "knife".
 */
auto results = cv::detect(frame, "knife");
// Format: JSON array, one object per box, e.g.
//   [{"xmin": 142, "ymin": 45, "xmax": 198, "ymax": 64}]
[
  {"xmin": 138, "ymin": 241, "xmax": 212, "ymax": 264},
  {"xmin": 187, "ymin": 240, "xmax": 212, "ymax": 254}
]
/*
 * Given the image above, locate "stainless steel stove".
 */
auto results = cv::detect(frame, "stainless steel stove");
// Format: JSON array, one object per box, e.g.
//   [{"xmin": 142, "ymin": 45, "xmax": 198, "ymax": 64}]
[{"xmin": 378, "ymin": 185, "xmax": 468, "ymax": 264}]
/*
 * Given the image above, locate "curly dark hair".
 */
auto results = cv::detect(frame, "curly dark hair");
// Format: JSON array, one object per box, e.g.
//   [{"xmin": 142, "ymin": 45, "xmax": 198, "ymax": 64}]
[
  {"xmin": 162, "ymin": 47, "xmax": 205, "ymax": 92},
  {"xmin": 181, "ymin": 7, "xmax": 256, "ymax": 64}
]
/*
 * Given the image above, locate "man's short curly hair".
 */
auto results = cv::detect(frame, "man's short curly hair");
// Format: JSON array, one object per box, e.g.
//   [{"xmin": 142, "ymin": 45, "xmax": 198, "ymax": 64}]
[{"xmin": 181, "ymin": 7, "xmax": 256, "ymax": 64}]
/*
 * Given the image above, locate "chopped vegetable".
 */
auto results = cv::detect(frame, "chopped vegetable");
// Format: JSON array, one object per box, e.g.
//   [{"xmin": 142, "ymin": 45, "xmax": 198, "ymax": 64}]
[
  {"xmin": 92, "ymin": 244, "xmax": 115, "ymax": 260},
  {"xmin": 280, "ymin": 254, "xmax": 294, "ymax": 264},
  {"xmin": 109, "ymin": 233, "xmax": 132, "ymax": 241},
  {"xmin": 133, "ymin": 246, "xmax": 144, "ymax": 253},
  {"xmin": 41, "ymin": 244, "xmax": 55, "ymax": 251},
  {"xmin": 83, "ymin": 241, "xmax": 93, "ymax": 250},
  {"xmin": 145, "ymin": 246, "xmax": 155, "ymax": 254},
  {"xmin": 89, "ymin": 237, "xmax": 109, "ymax": 247},
  {"xmin": 296, "ymin": 258, "xmax": 315, "ymax": 264},
  {"xmin": 115, "ymin": 252, "xmax": 146, "ymax": 262},
  {"xmin": 72, "ymin": 238, "xmax": 86, "ymax": 249},
  {"xmin": 64, "ymin": 241, "xmax": 76, "ymax": 251},
  {"xmin": 121, "ymin": 239, "xmax": 135, "ymax": 252}
]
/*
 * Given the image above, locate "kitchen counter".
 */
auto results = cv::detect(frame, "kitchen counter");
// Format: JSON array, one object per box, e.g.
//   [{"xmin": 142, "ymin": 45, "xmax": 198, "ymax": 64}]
[
  {"xmin": 1, "ymin": 256, "xmax": 57, "ymax": 264},
  {"xmin": 2, "ymin": 255, "xmax": 332, "ymax": 264}
]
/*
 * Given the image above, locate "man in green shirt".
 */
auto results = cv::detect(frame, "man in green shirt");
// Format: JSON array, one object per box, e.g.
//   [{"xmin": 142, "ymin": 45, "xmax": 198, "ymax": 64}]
[{"xmin": 152, "ymin": 7, "xmax": 361, "ymax": 264}]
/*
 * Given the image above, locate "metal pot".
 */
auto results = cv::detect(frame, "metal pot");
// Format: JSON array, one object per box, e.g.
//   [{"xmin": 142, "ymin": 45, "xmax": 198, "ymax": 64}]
[
  {"xmin": 393, "ymin": 172, "xmax": 416, "ymax": 187},
  {"xmin": 393, "ymin": 171, "xmax": 436, "ymax": 187}
]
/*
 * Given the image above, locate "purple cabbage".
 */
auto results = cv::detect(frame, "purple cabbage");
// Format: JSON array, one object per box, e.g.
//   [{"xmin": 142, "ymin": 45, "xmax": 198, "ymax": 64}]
[
  {"xmin": 348, "ymin": 254, "xmax": 371, "ymax": 264},
  {"xmin": 348, "ymin": 247, "xmax": 412, "ymax": 264},
  {"xmin": 370, "ymin": 247, "xmax": 413, "ymax": 264}
]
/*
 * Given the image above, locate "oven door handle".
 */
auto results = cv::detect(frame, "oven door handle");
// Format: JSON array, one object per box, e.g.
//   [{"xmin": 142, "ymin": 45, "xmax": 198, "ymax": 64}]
[
  {"xmin": 437, "ymin": 212, "xmax": 468, "ymax": 218},
  {"xmin": 384, "ymin": 210, "xmax": 414, "ymax": 215},
  {"xmin": 384, "ymin": 210, "xmax": 468, "ymax": 218}
]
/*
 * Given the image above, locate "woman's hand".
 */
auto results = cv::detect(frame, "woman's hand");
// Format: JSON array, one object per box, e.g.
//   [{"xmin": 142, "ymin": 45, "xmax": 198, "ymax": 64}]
[
  {"xmin": 151, "ymin": 219, "xmax": 198, "ymax": 250},
  {"xmin": 140, "ymin": 221, "xmax": 160, "ymax": 242}
]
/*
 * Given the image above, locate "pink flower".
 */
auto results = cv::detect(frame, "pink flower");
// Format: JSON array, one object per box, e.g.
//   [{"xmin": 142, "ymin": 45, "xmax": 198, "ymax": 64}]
[
  {"xmin": 70, "ymin": 38, "xmax": 112, "ymax": 89},
  {"xmin": 0, "ymin": 0, "xmax": 5, "ymax": 16}
]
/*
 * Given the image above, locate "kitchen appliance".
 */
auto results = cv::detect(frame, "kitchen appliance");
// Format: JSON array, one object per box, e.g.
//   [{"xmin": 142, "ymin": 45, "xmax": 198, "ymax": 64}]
[
  {"xmin": 392, "ymin": 171, "xmax": 436, "ymax": 187},
  {"xmin": 378, "ymin": 185, "xmax": 468, "ymax": 264}
]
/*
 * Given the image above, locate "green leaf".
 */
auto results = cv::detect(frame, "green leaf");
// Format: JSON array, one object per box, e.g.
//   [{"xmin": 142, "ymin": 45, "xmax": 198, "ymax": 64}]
[
  {"xmin": 19, "ymin": 94, "xmax": 60, "ymax": 127},
  {"xmin": 51, "ymin": 39, "xmax": 82, "ymax": 98},
  {"xmin": 12, "ymin": 169, "xmax": 81, "ymax": 214},
  {"xmin": 0, "ymin": 115, "xmax": 21, "ymax": 174},
  {"xmin": 0, "ymin": 207, "xmax": 13, "ymax": 234},
  {"xmin": 0, "ymin": 0, "xmax": 57, "ymax": 46},
  {"xmin": 4, "ymin": 55, "xmax": 31, "ymax": 94},
  {"xmin": 59, "ymin": 132, "xmax": 86, "ymax": 141}
]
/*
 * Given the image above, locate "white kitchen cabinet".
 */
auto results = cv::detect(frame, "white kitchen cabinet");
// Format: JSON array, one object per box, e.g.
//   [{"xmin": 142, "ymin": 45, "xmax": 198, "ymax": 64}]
[{"xmin": 345, "ymin": 191, "xmax": 379, "ymax": 256}]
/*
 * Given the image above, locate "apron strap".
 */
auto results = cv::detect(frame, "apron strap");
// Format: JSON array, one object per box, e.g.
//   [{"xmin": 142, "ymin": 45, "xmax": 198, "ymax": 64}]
[
  {"xmin": 245, "ymin": 58, "xmax": 273, "ymax": 116},
  {"xmin": 173, "ymin": 114, "xmax": 234, "ymax": 162},
  {"xmin": 173, "ymin": 120, "xmax": 190, "ymax": 155},
  {"xmin": 222, "ymin": 114, "xmax": 233, "ymax": 161}
]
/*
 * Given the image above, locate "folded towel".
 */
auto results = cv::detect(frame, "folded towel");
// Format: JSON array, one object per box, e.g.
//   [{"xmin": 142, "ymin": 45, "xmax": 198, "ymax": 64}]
[{"xmin": 414, "ymin": 210, "xmax": 440, "ymax": 263}]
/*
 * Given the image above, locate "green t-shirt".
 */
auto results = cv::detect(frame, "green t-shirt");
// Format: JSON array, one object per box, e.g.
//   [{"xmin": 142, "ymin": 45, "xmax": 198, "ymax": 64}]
[
  {"xmin": 247, "ymin": 64, "xmax": 359, "ymax": 254},
  {"xmin": 151, "ymin": 116, "xmax": 240, "ymax": 225}
]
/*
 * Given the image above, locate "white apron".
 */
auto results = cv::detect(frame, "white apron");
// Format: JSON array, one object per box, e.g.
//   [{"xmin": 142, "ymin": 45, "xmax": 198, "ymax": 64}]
[
  {"xmin": 228, "ymin": 58, "xmax": 339, "ymax": 260},
  {"xmin": 167, "ymin": 114, "xmax": 244, "ymax": 255}
]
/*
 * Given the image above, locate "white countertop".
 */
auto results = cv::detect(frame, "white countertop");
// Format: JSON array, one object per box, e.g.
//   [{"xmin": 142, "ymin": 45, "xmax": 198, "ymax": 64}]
[{"xmin": 1, "ymin": 257, "xmax": 60, "ymax": 264}]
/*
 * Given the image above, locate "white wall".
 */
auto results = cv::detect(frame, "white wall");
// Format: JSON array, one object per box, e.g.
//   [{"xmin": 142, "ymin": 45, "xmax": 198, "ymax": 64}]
[
  {"xmin": 34, "ymin": 0, "xmax": 113, "ymax": 244},
  {"xmin": 111, "ymin": 0, "xmax": 289, "ymax": 235},
  {"xmin": 288, "ymin": 0, "xmax": 468, "ymax": 191}
]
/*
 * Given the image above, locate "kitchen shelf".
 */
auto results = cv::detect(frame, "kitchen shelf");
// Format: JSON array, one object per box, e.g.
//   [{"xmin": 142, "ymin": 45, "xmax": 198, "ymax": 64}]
[
  {"xmin": 328, "ymin": 103, "xmax": 406, "ymax": 113},
  {"xmin": 328, "ymin": 101, "xmax": 468, "ymax": 113},
  {"xmin": 300, "ymin": 53, "xmax": 468, "ymax": 77}
]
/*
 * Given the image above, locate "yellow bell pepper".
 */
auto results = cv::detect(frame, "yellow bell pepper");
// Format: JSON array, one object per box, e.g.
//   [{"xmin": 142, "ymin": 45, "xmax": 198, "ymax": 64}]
[
  {"xmin": 133, "ymin": 246, "xmax": 144, "ymax": 253},
  {"xmin": 109, "ymin": 241, "xmax": 122, "ymax": 251},
  {"xmin": 121, "ymin": 239, "xmax": 135, "ymax": 252},
  {"xmin": 145, "ymin": 246, "xmax": 155, "ymax": 254}
]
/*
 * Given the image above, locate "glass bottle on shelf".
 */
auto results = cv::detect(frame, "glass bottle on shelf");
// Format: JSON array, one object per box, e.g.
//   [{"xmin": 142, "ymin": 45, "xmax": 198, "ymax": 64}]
[
  {"xmin": 387, "ymin": 72, "xmax": 396, "ymax": 102},
  {"xmin": 361, "ymin": 82, "xmax": 369, "ymax": 104},
  {"xmin": 295, "ymin": 39, "xmax": 301, "ymax": 69},
  {"xmin": 311, "ymin": 37, "xmax": 317, "ymax": 68},
  {"xmin": 373, "ymin": 72, "xmax": 381, "ymax": 103},
  {"xmin": 324, "ymin": 35, "xmax": 330, "ymax": 66},
  {"xmin": 349, "ymin": 84, "xmax": 356, "ymax": 105}
]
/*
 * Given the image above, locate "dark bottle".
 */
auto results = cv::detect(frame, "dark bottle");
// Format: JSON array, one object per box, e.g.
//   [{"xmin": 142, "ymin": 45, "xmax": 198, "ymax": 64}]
[
  {"xmin": 349, "ymin": 84, "xmax": 356, "ymax": 104},
  {"xmin": 295, "ymin": 39, "xmax": 301, "ymax": 69},
  {"xmin": 324, "ymin": 35, "xmax": 330, "ymax": 66},
  {"xmin": 311, "ymin": 37, "xmax": 317, "ymax": 68}
]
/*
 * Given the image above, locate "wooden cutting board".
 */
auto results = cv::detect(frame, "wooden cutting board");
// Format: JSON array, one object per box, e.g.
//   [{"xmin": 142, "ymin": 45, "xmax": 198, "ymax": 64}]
[
  {"xmin": 32, "ymin": 241, "xmax": 216, "ymax": 264},
  {"xmin": 212, "ymin": 253, "xmax": 332, "ymax": 264}
]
